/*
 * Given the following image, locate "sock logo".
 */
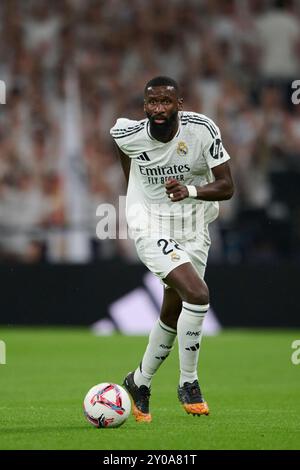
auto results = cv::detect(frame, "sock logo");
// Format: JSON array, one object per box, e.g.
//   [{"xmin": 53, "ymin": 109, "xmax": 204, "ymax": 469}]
[
  {"xmin": 159, "ymin": 344, "xmax": 173, "ymax": 349},
  {"xmin": 155, "ymin": 355, "xmax": 168, "ymax": 361},
  {"xmin": 185, "ymin": 343, "xmax": 200, "ymax": 352},
  {"xmin": 186, "ymin": 331, "xmax": 201, "ymax": 337}
]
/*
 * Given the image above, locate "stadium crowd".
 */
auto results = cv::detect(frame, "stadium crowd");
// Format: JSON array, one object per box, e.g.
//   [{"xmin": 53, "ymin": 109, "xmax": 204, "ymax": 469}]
[{"xmin": 0, "ymin": 0, "xmax": 300, "ymax": 263}]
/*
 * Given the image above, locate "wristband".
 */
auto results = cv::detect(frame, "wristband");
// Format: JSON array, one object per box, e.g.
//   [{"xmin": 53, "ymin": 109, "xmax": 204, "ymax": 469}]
[{"xmin": 186, "ymin": 185, "xmax": 198, "ymax": 198}]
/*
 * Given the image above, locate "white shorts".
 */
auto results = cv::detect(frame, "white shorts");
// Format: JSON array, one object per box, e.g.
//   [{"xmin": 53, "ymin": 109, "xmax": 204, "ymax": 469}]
[{"xmin": 135, "ymin": 226, "xmax": 211, "ymax": 282}]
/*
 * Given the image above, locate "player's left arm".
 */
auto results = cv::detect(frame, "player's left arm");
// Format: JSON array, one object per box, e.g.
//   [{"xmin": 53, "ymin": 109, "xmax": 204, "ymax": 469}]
[
  {"xmin": 165, "ymin": 161, "xmax": 234, "ymax": 202},
  {"xmin": 166, "ymin": 121, "xmax": 234, "ymax": 202}
]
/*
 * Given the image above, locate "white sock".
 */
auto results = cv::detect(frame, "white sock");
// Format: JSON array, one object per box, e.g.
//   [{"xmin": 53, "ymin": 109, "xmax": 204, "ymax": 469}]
[
  {"xmin": 134, "ymin": 319, "xmax": 177, "ymax": 388},
  {"xmin": 177, "ymin": 301, "xmax": 209, "ymax": 387}
]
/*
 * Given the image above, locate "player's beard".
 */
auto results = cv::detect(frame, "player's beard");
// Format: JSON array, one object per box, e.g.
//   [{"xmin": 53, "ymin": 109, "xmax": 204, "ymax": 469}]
[{"xmin": 147, "ymin": 110, "xmax": 178, "ymax": 140}]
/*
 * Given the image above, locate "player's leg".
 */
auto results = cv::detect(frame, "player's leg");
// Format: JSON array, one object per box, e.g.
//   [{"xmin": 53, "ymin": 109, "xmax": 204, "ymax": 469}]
[
  {"xmin": 133, "ymin": 287, "xmax": 181, "ymax": 386},
  {"xmin": 160, "ymin": 285, "xmax": 182, "ymax": 330},
  {"xmin": 124, "ymin": 287, "xmax": 181, "ymax": 423},
  {"xmin": 124, "ymin": 234, "xmax": 208, "ymax": 421},
  {"xmin": 164, "ymin": 261, "xmax": 210, "ymax": 416}
]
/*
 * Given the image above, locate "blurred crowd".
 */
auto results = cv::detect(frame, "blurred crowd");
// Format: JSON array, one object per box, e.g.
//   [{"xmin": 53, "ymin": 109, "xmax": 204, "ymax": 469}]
[{"xmin": 0, "ymin": 0, "xmax": 300, "ymax": 264}]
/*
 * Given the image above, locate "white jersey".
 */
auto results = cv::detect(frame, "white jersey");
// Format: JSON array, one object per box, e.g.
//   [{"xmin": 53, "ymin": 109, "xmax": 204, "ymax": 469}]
[{"xmin": 110, "ymin": 111, "xmax": 230, "ymax": 240}]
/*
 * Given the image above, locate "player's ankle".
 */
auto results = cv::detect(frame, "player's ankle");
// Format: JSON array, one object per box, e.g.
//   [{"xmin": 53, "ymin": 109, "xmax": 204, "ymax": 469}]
[
  {"xmin": 134, "ymin": 368, "xmax": 151, "ymax": 388},
  {"xmin": 179, "ymin": 375, "xmax": 198, "ymax": 387}
]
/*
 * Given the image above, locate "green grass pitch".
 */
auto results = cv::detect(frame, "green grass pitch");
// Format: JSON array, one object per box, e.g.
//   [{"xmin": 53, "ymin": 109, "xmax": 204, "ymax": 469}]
[{"xmin": 0, "ymin": 328, "xmax": 299, "ymax": 450}]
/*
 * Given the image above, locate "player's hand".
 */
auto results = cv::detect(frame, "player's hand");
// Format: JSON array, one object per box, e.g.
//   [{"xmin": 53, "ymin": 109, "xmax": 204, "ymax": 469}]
[{"xmin": 165, "ymin": 178, "xmax": 189, "ymax": 202}]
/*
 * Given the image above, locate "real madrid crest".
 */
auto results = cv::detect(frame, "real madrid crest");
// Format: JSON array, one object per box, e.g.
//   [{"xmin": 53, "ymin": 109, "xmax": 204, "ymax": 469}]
[
  {"xmin": 171, "ymin": 252, "xmax": 181, "ymax": 262},
  {"xmin": 177, "ymin": 141, "xmax": 188, "ymax": 156}
]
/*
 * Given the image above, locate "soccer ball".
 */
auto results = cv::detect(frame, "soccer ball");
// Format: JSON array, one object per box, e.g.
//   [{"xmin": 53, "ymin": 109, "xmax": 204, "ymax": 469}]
[{"xmin": 83, "ymin": 383, "xmax": 131, "ymax": 428}]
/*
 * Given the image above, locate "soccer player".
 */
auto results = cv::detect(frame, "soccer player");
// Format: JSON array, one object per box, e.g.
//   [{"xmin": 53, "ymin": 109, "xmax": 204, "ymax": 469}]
[{"xmin": 110, "ymin": 76, "xmax": 234, "ymax": 422}]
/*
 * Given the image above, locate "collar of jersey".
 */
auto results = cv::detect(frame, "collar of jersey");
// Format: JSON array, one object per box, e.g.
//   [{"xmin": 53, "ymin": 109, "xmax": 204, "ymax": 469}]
[{"xmin": 146, "ymin": 118, "xmax": 181, "ymax": 143}]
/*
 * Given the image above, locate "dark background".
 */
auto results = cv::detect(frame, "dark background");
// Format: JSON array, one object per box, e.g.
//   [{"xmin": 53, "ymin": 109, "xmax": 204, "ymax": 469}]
[{"xmin": 1, "ymin": 262, "xmax": 298, "ymax": 327}]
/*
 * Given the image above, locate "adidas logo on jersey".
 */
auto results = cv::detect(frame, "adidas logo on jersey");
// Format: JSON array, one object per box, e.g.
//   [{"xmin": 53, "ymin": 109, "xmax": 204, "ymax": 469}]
[{"xmin": 137, "ymin": 152, "xmax": 150, "ymax": 161}]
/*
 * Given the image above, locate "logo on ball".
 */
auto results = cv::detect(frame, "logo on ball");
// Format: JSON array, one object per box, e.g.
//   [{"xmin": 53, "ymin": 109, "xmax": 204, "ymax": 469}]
[{"xmin": 83, "ymin": 383, "xmax": 131, "ymax": 428}]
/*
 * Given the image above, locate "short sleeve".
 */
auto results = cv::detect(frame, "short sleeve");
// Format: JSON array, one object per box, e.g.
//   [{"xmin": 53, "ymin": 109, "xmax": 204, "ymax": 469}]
[
  {"xmin": 201, "ymin": 122, "xmax": 230, "ymax": 169},
  {"xmin": 110, "ymin": 118, "xmax": 144, "ymax": 156}
]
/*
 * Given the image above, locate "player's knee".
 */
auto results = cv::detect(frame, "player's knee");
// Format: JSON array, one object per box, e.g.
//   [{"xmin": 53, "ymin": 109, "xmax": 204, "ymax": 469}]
[
  {"xmin": 160, "ymin": 310, "xmax": 179, "ymax": 330},
  {"xmin": 183, "ymin": 282, "xmax": 209, "ymax": 306}
]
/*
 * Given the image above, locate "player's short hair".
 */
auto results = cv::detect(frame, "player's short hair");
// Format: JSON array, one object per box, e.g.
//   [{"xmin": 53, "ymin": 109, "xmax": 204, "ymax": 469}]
[{"xmin": 144, "ymin": 76, "xmax": 179, "ymax": 94}]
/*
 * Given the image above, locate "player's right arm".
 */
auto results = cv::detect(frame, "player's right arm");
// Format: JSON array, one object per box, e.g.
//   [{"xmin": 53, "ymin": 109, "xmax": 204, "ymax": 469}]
[
  {"xmin": 114, "ymin": 143, "xmax": 131, "ymax": 186},
  {"xmin": 110, "ymin": 117, "xmax": 143, "ymax": 186}
]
